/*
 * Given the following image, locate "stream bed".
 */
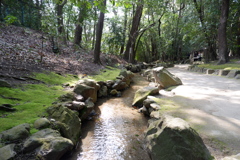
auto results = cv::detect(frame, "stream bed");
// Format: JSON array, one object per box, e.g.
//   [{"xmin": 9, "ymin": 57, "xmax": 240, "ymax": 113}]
[{"xmin": 63, "ymin": 74, "xmax": 151, "ymax": 160}]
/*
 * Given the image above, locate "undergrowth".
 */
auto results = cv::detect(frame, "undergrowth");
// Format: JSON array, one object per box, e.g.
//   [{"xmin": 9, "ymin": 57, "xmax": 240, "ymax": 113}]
[{"xmin": 0, "ymin": 72, "xmax": 78, "ymax": 133}]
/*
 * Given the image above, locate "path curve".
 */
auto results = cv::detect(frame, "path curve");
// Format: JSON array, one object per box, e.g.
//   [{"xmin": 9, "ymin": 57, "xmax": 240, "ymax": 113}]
[
  {"xmin": 164, "ymin": 65, "xmax": 240, "ymax": 158},
  {"xmin": 63, "ymin": 74, "xmax": 151, "ymax": 160}
]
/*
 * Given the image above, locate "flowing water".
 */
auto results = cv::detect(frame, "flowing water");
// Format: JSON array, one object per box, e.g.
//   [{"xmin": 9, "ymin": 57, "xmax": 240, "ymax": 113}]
[{"xmin": 63, "ymin": 74, "xmax": 151, "ymax": 160}]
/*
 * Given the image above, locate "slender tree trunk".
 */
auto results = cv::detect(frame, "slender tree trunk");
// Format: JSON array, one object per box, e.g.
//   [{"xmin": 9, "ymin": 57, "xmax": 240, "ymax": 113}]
[
  {"xmin": 237, "ymin": 17, "xmax": 240, "ymax": 58},
  {"xmin": 92, "ymin": 7, "xmax": 97, "ymax": 50},
  {"xmin": 94, "ymin": 0, "xmax": 106, "ymax": 64},
  {"xmin": 124, "ymin": 0, "xmax": 143, "ymax": 63},
  {"xmin": 74, "ymin": 5, "xmax": 87, "ymax": 46},
  {"xmin": 120, "ymin": 7, "xmax": 128, "ymax": 54},
  {"xmin": 56, "ymin": 0, "xmax": 67, "ymax": 45},
  {"xmin": 217, "ymin": 0, "xmax": 230, "ymax": 64}
]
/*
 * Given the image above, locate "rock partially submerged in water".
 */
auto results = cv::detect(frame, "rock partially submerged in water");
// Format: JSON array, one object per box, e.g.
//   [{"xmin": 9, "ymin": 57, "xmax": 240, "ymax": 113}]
[{"xmin": 146, "ymin": 115, "xmax": 212, "ymax": 160}]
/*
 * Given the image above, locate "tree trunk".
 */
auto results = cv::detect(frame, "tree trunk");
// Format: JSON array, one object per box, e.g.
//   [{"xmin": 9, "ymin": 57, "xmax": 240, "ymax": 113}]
[
  {"xmin": 237, "ymin": 17, "xmax": 240, "ymax": 58},
  {"xmin": 93, "ymin": 0, "xmax": 106, "ymax": 64},
  {"xmin": 120, "ymin": 7, "xmax": 128, "ymax": 54},
  {"xmin": 56, "ymin": 0, "xmax": 67, "ymax": 45},
  {"xmin": 124, "ymin": 0, "xmax": 143, "ymax": 63},
  {"xmin": 74, "ymin": 5, "xmax": 87, "ymax": 46},
  {"xmin": 217, "ymin": 0, "xmax": 230, "ymax": 64},
  {"xmin": 92, "ymin": 7, "xmax": 97, "ymax": 50}
]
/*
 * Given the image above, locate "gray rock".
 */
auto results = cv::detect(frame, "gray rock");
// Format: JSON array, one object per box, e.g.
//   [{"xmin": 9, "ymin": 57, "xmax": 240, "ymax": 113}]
[
  {"xmin": 112, "ymin": 80, "xmax": 128, "ymax": 91},
  {"xmin": 23, "ymin": 128, "xmax": 73, "ymax": 160},
  {"xmin": 106, "ymin": 80, "xmax": 115, "ymax": 89},
  {"xmin": 235, "ymin": 74, "xmax": 240, "ymax": 79},
  {"xmin": 0, "ymin": 123, "xmax": 30, "ymax": 143},
  {"xmin": 143, "ymin": 99, "xmax": 156, "ymax": 108},
  {"xmin": 132, "ymin": 86, "xmax": 159, "ymax": 107},
  {"xmin": 227, "ymin": 70, "xmax": 240, "ymax": 78},
  {"xmin": 218, "ymin": 70, "xmax": 230, "ymax": 76},
  {"xmin": 73, "ymin": 84, "xmax": 97, "ymax": 103},
  {"xmin": 0, "ymin": 144, "xmax": 16, "ymax": 160},
  {"xmin": 0, "ymin": 80, "xmax": 11, "ymax": 88},
  {"xmin": 138, "ymin": 106, "xmax": 149, "ymax": 116},
  {"xmin": 110, "ymin": 89, "xmax": 118, "ymax": 96},
  {"xmin": 150, "ymin": 111, "xmax": 161, "ymax": 119},
  {"xmin": 46, "ymin": 105, "xmax": 81, "ymax": 146},
  {"xmin": 80, "ymin": 98, "xmax": 95, "ymax": 120},
  {"xmin": 71, "ymin": 101, "xmax": 86, "ymax": 110},
  {"xmin": 98, "ymin": 85, "xmax": 108, "ymax": 98},
  {"xmin": 34, "ymin": 118, "xmax": 51, "ymax": 130},
  {"xmin": 206, "ymin": 69, "xmax": 215, "ymax": 75},
  {"xmin": 75, "ymin": 94, "xmax": 84, "ymax": 101},
  {"xmin": 150, "ymin": 103, "xmax": 161, "ymax": 110},
  {"xmin": 146, "ymin": 115, "xmax": 212, "ymax": 160},
  {"xmin": 152, "ymin": 67, "xmax": 182, "ymax": 89}
]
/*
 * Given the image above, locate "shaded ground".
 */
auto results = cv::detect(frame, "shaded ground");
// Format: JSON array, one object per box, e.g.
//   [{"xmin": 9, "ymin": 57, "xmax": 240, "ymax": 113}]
[
  {"xmin": 0, "ymin": 23, "xmax": 126, "ymax": 86},
  {"xmin": 63, "ymin": 74, "xmax": 151, "ymax": 160},
  {"xmin": 161, "ymin": 65, "xmax": 240, "ymax": 159}
]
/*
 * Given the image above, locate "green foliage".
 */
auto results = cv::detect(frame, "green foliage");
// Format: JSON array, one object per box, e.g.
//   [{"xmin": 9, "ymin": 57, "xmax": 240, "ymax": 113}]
[
  {"xmin": 4, "ymin": 15, "xmax": 19, "ymax": 26},
  {"xmin": 0, "ymin": 72, "xmax": 78, "ymax": 132}
]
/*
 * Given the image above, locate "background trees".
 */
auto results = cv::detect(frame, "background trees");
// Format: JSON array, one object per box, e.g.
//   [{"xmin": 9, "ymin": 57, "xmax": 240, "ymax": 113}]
[{"xmin": 1, "ymin": 0, "xmax": 239, "ymax": 64}]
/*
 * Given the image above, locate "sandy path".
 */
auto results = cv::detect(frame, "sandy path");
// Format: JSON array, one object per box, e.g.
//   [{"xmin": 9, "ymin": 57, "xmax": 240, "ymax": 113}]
[
  {"xmin": 63, "ymin": 74, "xmax": 151, "ymax": 160},
  {"xmin": 162, "ymin": 65, "xmax": 240, "ymax": 158}
]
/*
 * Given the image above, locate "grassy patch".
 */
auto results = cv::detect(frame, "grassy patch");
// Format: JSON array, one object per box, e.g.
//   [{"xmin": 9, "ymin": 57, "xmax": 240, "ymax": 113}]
[
  {"xmin": 88, "ymin": 66, "xmax": 121, "ymax": 81},
  {"xmin": 0, "ymin": 72, "xmax": 78, "ymax": 132},
  {"xmin": 150, "ymin": 97, "xmax": 180, "ymax": 111},
  {"xmin": 198, "ymin": 59, "xmax": 240, "ymax": 70}
]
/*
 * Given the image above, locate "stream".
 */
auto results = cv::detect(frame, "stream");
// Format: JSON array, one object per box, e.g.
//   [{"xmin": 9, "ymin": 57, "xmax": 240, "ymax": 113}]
[{"xmin": 63, "ymin": 74, "xmax": 151, "ymax": 160}]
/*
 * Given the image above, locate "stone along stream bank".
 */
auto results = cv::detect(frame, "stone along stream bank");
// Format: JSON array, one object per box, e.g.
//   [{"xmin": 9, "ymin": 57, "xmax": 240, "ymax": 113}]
[{"xmin": 63, "ymin": 74, "xmax": 151, "ymax": 160}]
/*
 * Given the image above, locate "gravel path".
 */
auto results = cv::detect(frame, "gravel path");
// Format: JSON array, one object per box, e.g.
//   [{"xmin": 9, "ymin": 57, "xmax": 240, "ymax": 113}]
[{"xmin": 162, "ymin": 65, "xmax": 240, "ymax": 159}]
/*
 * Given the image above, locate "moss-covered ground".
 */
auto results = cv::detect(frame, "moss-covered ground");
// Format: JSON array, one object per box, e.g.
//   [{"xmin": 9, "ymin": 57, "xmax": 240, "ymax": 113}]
[
  {"xmin": 0, "ymin": 67, "xmax": 121, "ymax": 134},
  {"xmin": 0, "ymin": 72, "xmax": 78, "ymax": 133}
]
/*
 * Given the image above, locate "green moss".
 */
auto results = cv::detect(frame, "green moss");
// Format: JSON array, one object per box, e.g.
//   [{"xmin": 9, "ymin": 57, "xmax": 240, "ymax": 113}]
[
  {"xmin": 0, "ymin": 72, "xmax": 78, "ymax": 132},
  {"xmin": 88, "ymin": 66, "xmax": 121, "ymax": 81},
  {"xmin": 150, "ymin": 97, "xmax": 180, "ymax": 111}
]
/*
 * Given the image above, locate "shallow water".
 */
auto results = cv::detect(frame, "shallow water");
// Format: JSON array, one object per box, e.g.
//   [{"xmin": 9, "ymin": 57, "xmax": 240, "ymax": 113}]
[{"xmin": 63, "ymin": 74, "xmax": 151, "ymax": 160}]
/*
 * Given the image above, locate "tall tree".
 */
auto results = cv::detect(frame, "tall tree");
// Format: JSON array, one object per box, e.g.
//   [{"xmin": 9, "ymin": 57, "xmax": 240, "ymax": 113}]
[
  {"xmin": 56, "ymin": 0, "xmax": 67, "ymax": 45},
  {"xmin": 217, "ymin": 0, "xmax": 230, "ymax": 64},
  {"xmin": 93, "ymin": 0, "xmax": 106, "ymax": 64},
  {"xmin": 124, "ymin": 0, "xmax": 144, "ymax": 63},
  {"xmin": 74, "ymin": 2, "xmax": 88, "ymax": 46}
]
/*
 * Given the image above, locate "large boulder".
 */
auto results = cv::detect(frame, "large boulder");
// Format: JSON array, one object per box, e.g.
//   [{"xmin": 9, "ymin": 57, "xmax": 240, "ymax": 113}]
[
  {"xmin": 0, "ymin": 144, "xmax": 16, "ymax": 160},
  {"xmin": 46, "ymin": 105, "xmax": 81, "ymax": 146},
  {"xmin": 73, "ymin": 84, "xmax": 97, "ymax": 103},
  {"xmin": 227, "ymin": 70, "xmax": 240, "ymax": 78},
  {"xmin": 146, "ymin": 115, "xmax": 212, "ymax": 160},
  {"xmin": 152, "ymin": 67, "xmax": 182, "ymax": 88},
  {"xmin": 0, "ymin": 123, "xmax": 30, "ymax": 143},
  {"xmin": 23, "ymin": 128, "xmax": 73, "ymax": 160},
  {"xmin": 98, "ymin": 85, "xmax": 108, "ymax": 98},
  {"xmin": 74, "ymin": 79, "xmax": 100, "ymax": 103},
  {"xmin": 132, "ymin": 86, "xmax": 159, "ymax": 107}
]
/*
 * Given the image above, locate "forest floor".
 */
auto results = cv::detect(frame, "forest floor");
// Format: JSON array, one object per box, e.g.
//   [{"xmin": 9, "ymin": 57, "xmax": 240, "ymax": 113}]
[{"xmin": 0, "ymin": 23, "xmax": 126, "ymax": 87}]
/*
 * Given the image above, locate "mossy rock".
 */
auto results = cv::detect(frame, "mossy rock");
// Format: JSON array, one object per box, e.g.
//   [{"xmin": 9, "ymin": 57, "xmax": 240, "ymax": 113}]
[
  {"xmin": 23, "ymin": 128, "xmax": 73, "ymax": 160},
  {"xmin": 132, "ymin": 86, "xmax": 159, "ymax": 107},
  {"xmin": 46, "ymin": 105, "xmax": 81, "ymax": 146},
  {"xmin": 146, "ymin": 115, "xmax": 213, "ymax": 160}
]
